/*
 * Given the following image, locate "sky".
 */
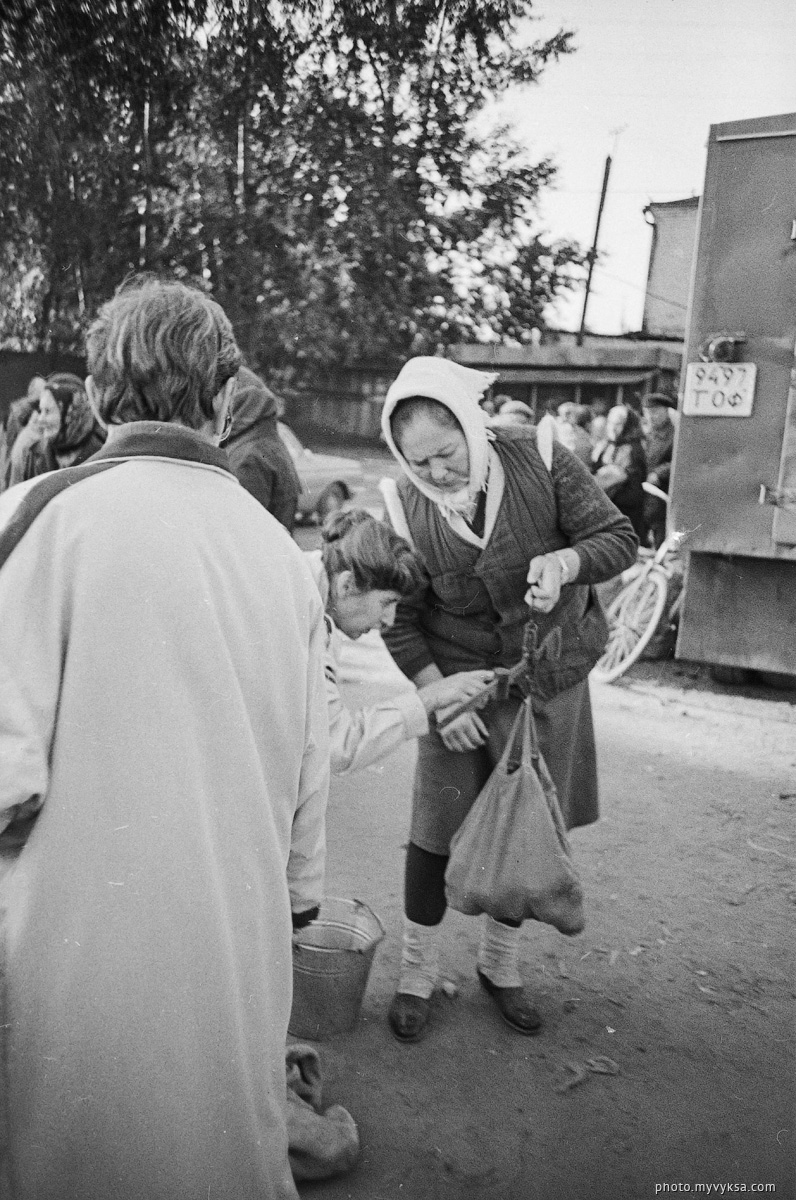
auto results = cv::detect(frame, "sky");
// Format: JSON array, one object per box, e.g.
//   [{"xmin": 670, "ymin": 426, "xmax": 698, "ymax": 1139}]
[{"xmin": 492, "ymin": 0, "xmax": 796, "ymax": 335}]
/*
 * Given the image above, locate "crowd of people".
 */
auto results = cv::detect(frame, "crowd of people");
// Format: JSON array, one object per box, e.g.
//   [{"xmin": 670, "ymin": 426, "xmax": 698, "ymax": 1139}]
[
  {"xmin": 0, "ymin": 276, "xmax": 647, "ymax": 1197},
  {"xmin": 484, "ymin": 390, "xmax": 677, "ymax": 548}
]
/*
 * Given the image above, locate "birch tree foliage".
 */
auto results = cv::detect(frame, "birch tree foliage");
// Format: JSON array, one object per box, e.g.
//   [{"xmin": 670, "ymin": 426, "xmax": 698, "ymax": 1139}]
[{"xmin": 0, "ymin": 1, "xmax": 584, "ymax": 369}]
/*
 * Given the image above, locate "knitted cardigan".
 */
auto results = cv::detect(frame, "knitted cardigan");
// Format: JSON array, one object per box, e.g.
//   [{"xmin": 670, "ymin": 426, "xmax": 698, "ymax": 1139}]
[{"xmin": 383, "ymin": 426, "xmax": 638, "ymax": 702}]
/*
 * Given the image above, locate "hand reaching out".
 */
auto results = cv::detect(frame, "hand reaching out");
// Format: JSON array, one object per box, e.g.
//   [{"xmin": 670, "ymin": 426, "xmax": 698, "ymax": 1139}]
[{"xmin": 418, "ymin": 669, "xmax": 494, "ymax": 717}]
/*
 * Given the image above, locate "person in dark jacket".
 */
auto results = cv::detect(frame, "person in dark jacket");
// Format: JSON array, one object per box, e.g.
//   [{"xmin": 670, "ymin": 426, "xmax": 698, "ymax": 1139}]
[
  {"xmin": 641, "ymin": 392, "xmax": 677, "ymax": 548},
  {"xmin": 378, "ymin": 356, "xmax": 637, "ymax": 1045},
  {"xmin": 591, "ymin": 404, "xmax": 648, "ymax": 543},
  {"xmin": 225, "ymin": 366, "xmax": 301, "ymax": 533},
  {"xmin": 18, "ymin": 374, "xmax": 105, "ymax": 484}
]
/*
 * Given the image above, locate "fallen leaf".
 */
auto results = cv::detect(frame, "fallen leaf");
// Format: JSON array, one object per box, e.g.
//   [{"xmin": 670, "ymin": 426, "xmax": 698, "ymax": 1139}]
[
  {"xmin": 556, "ymin": 1062, "xmax": 590, "ymax": 1093},
  {"xmin": 586, "ymin": 1056, "xmax": 620, "ymax": 1075}
]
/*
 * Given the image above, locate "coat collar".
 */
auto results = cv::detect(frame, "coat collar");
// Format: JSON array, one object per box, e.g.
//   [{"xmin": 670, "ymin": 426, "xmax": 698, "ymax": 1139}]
[
  {"xmin": 92, "ymin": 421, "xmax": 234, "ymax": 474},
  {"xmin": 0, "ymin": 422, "xmax": 234, "ymax": 574}
]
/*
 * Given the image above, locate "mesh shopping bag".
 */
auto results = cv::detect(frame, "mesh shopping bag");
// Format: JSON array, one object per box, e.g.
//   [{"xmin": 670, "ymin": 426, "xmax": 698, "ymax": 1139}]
[{"xmin": 444, "ymin": 697, "xmax": 585, "ymax": 934}]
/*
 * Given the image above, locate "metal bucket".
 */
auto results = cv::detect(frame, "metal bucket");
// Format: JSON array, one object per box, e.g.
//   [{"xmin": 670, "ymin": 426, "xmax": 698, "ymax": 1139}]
[{"xmin": 289, "ymin": 897, "xmax": 385, "ymax": 1040}]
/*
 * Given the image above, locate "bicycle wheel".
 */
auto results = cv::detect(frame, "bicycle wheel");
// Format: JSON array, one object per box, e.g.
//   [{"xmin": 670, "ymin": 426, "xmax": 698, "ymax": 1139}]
[{"xmin": 591, "ymin": 568, "xmax": 669, "ymax": 684}]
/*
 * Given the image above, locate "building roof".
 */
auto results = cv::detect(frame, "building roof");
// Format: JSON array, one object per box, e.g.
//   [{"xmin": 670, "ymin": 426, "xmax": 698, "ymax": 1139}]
[
  {"xmin": 450, "ymin": 340, "xmax": 682, "ymax": 376},
  {"xmin": 644, "ymin": 196, "xmax": 700, "ymax": 214}
]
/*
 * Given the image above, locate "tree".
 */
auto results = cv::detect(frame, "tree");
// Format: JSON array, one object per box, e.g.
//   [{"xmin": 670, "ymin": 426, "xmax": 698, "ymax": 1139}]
[
  {"xmin": 0, "ymin": 0, "xmax": 208, "ymax": 346},
  {"xmin": 237, "ymin": 0, "xmax": 585, "ymax": 372},
  {"xmin": 0, "ymin": 1, "xmax": 584, "ymax": 369}
]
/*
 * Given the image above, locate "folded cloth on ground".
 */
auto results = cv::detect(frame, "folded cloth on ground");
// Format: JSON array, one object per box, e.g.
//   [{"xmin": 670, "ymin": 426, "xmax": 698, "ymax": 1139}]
[{"xmin": 286, "ymin": 1043, "xmax": 360, "ymax": 1181}]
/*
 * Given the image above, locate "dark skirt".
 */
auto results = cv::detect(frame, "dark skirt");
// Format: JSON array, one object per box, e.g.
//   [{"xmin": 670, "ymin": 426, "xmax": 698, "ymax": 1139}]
[{"xmin": 410, "ymin": 679, "xmax": 598, "ymax": 856}]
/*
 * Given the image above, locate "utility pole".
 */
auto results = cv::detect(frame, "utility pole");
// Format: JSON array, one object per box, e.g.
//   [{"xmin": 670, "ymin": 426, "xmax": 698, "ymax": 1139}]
[{"xmin": 577, "ymin": 153, "xmax": 612, "ymax": 346}]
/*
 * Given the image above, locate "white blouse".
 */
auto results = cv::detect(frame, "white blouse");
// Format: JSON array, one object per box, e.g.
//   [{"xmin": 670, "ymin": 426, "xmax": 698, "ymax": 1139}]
[{"xmin": 305, "ymin": 551, "xmax": 428, "ymax": 775}]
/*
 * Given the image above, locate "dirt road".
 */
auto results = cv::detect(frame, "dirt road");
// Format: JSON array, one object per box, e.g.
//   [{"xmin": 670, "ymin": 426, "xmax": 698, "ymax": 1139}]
[{"xmin": 295, "ymin": 647, "xmax": 795, "ymax": 1200}]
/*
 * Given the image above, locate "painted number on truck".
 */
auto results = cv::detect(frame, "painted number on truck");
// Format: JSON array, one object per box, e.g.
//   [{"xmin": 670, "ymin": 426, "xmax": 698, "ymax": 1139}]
[{"xmin": 682, "ymin": 362, "xmax": 757, "ymax": 416}]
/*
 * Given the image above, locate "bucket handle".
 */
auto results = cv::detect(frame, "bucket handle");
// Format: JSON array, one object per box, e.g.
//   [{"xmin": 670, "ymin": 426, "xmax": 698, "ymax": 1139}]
[
  {"xmin": 352, "ymin": 898, "xmax": 386, "ymax": 949},
  {"xmin": 292, "ymin": 899, "xmax": 386, "ymax": 954}
]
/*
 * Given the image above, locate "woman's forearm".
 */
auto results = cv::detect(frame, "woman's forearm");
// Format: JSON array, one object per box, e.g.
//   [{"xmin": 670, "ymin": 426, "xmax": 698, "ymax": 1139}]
[
  {"xmin": 412, "ymin": 663, "xmax": 444, "ymax": 689},
  {"xmin": 556, "ymin": 547, "xmax": 581, "ymax": 585}
]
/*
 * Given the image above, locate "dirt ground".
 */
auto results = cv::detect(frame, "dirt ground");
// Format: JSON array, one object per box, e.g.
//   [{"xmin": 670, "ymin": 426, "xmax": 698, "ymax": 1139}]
[{"xmin": 293, "ymin": 647, "xmax": 795, "ymax": 1200}]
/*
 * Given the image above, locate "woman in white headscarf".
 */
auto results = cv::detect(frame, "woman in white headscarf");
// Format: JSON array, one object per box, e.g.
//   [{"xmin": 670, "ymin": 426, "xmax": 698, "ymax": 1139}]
[{"xmin": 379, "ymin": 357, "xmax": 638, "ymax": 1044}]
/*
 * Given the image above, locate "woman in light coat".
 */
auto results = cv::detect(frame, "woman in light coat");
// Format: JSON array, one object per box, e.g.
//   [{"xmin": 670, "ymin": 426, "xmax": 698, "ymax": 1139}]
[{"xmin": 0, "ymin": 278, "xmax": 329, "ymax": 1200}]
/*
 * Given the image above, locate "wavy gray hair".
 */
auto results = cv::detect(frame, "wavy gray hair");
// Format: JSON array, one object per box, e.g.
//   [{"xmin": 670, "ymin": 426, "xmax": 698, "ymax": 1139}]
[{"xmin": 86, "ymin": 276, "xmax": 241, "ymax": 429}]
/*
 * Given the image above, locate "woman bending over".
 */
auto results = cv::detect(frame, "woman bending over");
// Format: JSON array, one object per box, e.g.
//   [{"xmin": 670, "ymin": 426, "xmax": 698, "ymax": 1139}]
[{"xmin": 306, "ymin": 510, "xmax": 494, "ymax": 777}]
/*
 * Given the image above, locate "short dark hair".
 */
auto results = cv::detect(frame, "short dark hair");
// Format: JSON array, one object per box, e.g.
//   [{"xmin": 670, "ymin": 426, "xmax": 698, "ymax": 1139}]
[
  {"xmin": 86, "ymin": 276, "xmax": 241, "ymax": 428},
  {"xmin": 321, "ymin": 509, "xmax": 426, "ymax": 596},
  {"xmin": 389, "ymin": 395, "xmax": 461, "ymax": 450}
]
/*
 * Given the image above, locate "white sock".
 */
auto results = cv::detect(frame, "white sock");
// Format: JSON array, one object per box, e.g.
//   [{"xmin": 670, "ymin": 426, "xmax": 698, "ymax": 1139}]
[
  {"xmin": 398, "ymin": 916, "xmax": 440, "ymax": 999},
  {"xmin": 477, "ymin": 915, "xmax": 523, "ymax": 989}
]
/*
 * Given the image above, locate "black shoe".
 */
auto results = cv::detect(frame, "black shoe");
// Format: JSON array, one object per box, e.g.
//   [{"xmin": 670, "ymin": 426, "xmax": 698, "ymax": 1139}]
[
  {"xmin": 388, "ymin": 992, "xmax": 430, "ymax": 1043},
  {"xmin": 477, "ymin": 969, "xmax": 543, "ymax": 1035}
]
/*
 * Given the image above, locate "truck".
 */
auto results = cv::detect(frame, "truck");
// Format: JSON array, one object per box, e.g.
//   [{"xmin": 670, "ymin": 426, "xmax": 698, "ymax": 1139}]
[{"xmin": 670, "ymin": 111, "xmax": 796, "ymax": 681}]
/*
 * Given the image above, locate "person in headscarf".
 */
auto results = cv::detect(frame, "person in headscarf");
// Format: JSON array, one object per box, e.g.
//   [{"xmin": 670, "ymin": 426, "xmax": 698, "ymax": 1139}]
[
  {"xmin": 1, "ymin": 375, "xmax": 46, "ymax": 490},
  {"xmin": 16, "ymin": 373, "xmax": 105, "ymax": 484},
  {"xmin": 225, "ymin": 365, "xmax": 301, "ymax": 533},
  {"xmin": 378, "ymin": 356, "xmax": 637, "ymax": 1044},
  {"xmin": 591, "ymin": 403, "xmax": 648, "ymax": 543}
]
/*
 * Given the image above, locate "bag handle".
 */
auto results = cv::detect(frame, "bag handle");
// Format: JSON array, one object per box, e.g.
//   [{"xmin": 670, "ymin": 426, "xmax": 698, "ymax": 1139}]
[
  {"xmin": 504, "ymin": 698, "xmax": 541, "ymax": 774},
  {"xmin": 378, "ymin": 476, "xmax": 415, "ymax": 549},
  {"xmin": 535, "ymin": 413, "xmax": 557, "ymax": 472}
]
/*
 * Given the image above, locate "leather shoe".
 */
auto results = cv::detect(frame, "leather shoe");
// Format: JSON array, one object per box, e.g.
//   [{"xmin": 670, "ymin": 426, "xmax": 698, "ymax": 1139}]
[
  {"xmin": 388, "ymin": 992, "xmax": 430, "ymax": 1043},
  {"xmin": 477, "ymin": 969, "xmax": 542, "ymax": 1035}
]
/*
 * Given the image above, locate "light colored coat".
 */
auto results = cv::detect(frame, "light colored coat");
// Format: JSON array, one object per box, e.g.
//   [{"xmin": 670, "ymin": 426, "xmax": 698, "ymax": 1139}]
[{"xmin": 0, "ymin": 446, "xmax": 329, "ymax": 1199}]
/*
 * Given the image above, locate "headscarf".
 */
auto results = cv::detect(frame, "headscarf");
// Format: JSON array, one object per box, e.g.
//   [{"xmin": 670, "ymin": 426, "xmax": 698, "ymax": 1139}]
[
  {"xmin": 608, "ymin": 404, "xmax": 644, "ymax": 446},
  {"xmin": 46, "ymin": 375, "xmax": 98, "ymax": 452},
  {"xmin": 381, "ymin": 357, "xmax": 498, "ymax": 514}
]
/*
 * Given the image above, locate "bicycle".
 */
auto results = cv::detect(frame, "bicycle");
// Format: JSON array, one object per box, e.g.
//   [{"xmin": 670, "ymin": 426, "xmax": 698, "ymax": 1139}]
[{"xmin": 591, "ymin": 484, "xmax": 685, "ymax": 684}]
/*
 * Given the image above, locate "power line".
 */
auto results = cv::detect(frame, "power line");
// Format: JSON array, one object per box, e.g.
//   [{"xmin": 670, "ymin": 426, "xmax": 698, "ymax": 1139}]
[{"xmin": 595, "ymin": 267, "xmax": 689, "ymax": 310}]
